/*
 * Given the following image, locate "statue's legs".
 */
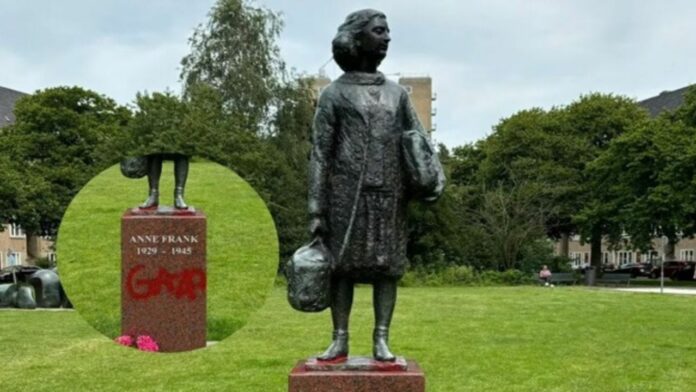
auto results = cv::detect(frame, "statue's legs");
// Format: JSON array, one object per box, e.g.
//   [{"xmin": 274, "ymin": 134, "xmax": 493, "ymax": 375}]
[
  {"xmin": 141, "ymin": 155, "xmax": 162, "ymax": 208},
  {"xmin": 373, "ymin": 278, "xmax": 397, "ymax": 361},
  {"xmin": 317, "ymin": 277, "xmax": 353, "ymax": 360},
  {"xmin": 173, "ymin": 155, "xmax": 189, "ymax": 209}
]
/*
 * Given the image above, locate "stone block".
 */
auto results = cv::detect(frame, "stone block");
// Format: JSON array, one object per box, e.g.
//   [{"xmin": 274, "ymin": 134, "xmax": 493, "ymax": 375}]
[
  {"xmin": 121, "ymin": 208, "xmax": 206, "ymax": 352},
  {"xmin": 289, "ymin": 357, "xmax": 425, "ymax": 392}
]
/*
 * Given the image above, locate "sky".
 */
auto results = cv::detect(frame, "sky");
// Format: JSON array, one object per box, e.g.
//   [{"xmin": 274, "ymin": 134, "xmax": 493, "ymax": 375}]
[{"xmin": 2, "ymin": 0, "xmax": 696, "ymax": 148}]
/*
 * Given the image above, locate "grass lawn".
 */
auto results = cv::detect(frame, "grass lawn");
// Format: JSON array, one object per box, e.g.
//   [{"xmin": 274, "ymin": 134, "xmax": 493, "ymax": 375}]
[
  {"xmin": 2, "ymin": 286, "xmax": 696, "ymax": 391},
  {"xmin": 57, "ymin": 161, "xmax": 278, "ymax": 341},
  {"xmin": 631, "ymin": 278, "xmax": 696, "ymax": 287}
]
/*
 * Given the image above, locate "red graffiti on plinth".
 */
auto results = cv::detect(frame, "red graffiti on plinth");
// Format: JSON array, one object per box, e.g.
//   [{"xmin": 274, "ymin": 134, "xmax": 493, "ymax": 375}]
[{"xmin": 127, "ymin": 264, "xmax": 206, "ymax": 301}]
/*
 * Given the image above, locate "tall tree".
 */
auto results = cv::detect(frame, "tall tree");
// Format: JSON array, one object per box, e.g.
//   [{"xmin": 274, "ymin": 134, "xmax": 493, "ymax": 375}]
[
  {"xmin": 567, "ymin": 93, "xmax": 649, "ymax": 269},
  {"xmin": 407, "ymin": 145, "xmax": 488, "ymax": 268},
  {"xmin": 469, "ymin": 181, "xmax": 550, "ymax": 271},
  {"xmin": 179, "ymin": 1, "xmax": 315, "ymax": 259},
  {"xmin": 479, "ymin": 107, "xmax": 588, "ymax": 256},
  {"xmin": 0, "ymin": 87, "xmax": 130, "ymax": 235},
  {"xmin": 180, "ymin": 0, "xmax": 284, "ymax": 132},
  {"xmin": 266, "ymin": 78, "xmax": 314, "ymax": 257}
]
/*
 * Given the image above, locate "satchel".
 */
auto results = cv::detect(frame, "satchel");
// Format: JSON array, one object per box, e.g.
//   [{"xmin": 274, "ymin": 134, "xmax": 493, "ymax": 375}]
[
  {"xmin": 401, "ymin": 130, "xmax": 446, "ymax": 202},
  {"xmin": 120, "ymin": 156, "xmax": 148, "ymax": 179},
  {"xmin": 286, "ymin": 238, "xmax": 332, "ymax": 312}
]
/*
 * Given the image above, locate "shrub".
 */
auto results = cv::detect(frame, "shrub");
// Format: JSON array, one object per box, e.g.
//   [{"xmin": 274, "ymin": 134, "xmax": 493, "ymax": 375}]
[{"xmin": 400, "ymin": 265, "xmax": 536, "ymax": 287}]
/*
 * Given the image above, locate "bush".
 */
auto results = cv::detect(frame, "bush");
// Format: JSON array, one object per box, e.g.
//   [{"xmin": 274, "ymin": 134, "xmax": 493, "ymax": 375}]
[
  {"xmin": 499, "ymin": 269, "xmax": 534, "ymax": 285},
  {"xmin": 277, "ymin": 265, "xmax": 537, "ymax": 288},
  {"xmin": 400, "ymin": 265, "xmax": 535, "ymax": 287},
  {"xmin": 478, "ymin": 270, "xmax": 503, "ymax": 285}
]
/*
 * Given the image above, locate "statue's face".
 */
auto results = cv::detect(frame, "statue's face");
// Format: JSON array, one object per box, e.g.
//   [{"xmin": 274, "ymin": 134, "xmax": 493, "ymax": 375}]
[{"xmin": 359, "ymin": 17, "xmax": 390, "ymax": 60}]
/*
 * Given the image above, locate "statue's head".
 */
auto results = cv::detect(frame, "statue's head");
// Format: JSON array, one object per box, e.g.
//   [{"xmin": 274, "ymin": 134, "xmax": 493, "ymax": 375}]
[{"xmin": 332, "ymin": 9, "xmax": 390, "ymax": 72}]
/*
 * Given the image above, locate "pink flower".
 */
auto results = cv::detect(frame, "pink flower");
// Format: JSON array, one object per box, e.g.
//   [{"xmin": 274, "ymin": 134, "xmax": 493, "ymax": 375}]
[
  {"xmin": 136, "ymin": 335, "xmax": 160, "ymax": 352},
  {"xmin": 115, "ymin": 335, "xmax": 134, "ymax": 347}
]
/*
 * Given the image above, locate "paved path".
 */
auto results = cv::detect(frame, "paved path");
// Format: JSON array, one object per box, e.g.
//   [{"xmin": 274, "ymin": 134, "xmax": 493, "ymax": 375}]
[{"xmin": 613, "ymin": 287, "xmax": 696, "ymax": 295}]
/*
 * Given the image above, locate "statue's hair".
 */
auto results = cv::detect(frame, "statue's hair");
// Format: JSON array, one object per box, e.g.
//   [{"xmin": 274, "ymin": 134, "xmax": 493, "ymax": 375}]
[{"xmin": 332, "ymin": 9, "xmax": 387, "ymax": 72}]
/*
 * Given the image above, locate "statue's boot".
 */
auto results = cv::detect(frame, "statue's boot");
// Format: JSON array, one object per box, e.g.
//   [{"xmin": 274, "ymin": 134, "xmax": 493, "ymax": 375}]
[
  {"xmin": 317, "ymin": 330, "xmax": 348, "ymax": 361},
  {"xmin": 140, "ymin": 189, "xmax": 159, "ymax": 209},
  {"xmin": 373, "ymin": 326, "xmax": 396, "ymax": 361},
  {"xmin": 174, "ymin": 187, "xmax": 188, "ymax": 209}
]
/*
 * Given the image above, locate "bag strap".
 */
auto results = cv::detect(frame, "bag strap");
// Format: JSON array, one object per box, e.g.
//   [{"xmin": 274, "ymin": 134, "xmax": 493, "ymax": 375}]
[{"xmin": 338, "ymin": 125, "xmax": 372, "ymax": 263}]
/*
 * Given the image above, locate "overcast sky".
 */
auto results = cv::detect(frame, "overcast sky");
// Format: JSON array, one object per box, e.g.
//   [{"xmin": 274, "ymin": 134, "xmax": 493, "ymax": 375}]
[{"xmin": 2, "ymin": 1, "xmax": 696, "ymax": 148}]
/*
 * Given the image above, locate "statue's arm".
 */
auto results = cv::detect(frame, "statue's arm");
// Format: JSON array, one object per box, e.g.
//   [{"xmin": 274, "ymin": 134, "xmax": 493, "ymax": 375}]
[{"xmin": 308, "ymin": 90, "xmax": 336, "ymax": 234}]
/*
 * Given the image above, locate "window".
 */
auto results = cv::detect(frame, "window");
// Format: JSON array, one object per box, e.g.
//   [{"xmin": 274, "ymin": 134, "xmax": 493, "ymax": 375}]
[
  {"xmin": 6, "ymin": 251, "xmax": 21, "ymax": 266},
  {"xmin": 680, "ymin": 249, "xmax": 694, "ymax": 261},
  {"xmin": 618, "ymin": 251, "xmax": 633, "ymax": 265},
  {"xmin": 9, "ymin": 223, "xmax": 25, "ymax": 238},
  {"xmin": 642, "ymin": 251, "xmax": 659, "ymax": 263},
  {"xmin": 603, "ymin": 252, "xmax": 612, "ymax": 264}
]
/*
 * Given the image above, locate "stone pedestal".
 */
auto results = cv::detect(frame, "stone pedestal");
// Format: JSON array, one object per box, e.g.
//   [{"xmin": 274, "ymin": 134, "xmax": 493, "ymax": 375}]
[
  {"xmin": 121, "ymin": 207, "xmax": 206, "ymax": 352},
  {"xmin": 289, "ymin": 357, "xmax": 425, "ymax": 392}
]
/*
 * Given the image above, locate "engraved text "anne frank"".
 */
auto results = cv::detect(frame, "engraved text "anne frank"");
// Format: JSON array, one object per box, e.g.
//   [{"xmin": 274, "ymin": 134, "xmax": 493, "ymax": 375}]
[{"xmin": 129, "ymin": 235, "xmax": 199, "ymax": 244}]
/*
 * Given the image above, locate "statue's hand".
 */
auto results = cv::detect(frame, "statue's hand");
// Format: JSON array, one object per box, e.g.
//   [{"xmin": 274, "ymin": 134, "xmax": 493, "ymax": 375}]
[{"xmin": 309, "ymin": 215, "xmax": 327, "ymax": 239}]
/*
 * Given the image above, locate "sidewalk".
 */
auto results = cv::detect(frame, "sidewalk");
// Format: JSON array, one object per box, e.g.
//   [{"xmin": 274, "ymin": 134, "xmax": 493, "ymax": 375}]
[{"xmin": 612, "ymin": 287, "xmax": 696, "ymax": 295}]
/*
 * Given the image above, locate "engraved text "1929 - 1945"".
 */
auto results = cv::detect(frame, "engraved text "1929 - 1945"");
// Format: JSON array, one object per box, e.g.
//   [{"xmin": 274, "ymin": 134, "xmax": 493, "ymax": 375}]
[{"xmin": 130, "ymin": 234, "xmax": 197, "ymax": 257}]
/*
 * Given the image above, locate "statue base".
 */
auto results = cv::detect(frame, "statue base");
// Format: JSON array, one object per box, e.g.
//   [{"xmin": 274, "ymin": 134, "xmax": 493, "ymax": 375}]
[
  {"xmin": 289, "ymin": 357, "xmax": 425, "ymax": 392},
  {"xmin": 121, "ymin": 207, "xmax": 207, "ymax": 352}
]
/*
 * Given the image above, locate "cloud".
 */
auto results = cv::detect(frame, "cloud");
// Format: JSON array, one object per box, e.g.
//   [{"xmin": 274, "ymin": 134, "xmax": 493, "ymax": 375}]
[
  {"xmin": 2, "ymin": 0, "xmax": 696, "ymax": 147},
  {"xmin": 264, "ymin": 0, "xmax": 696, "ymax": 147}
]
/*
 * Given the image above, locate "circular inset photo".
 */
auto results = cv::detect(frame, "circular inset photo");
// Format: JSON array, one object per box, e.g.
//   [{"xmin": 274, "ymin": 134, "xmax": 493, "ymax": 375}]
[{"xmin": 57, "ymin": 158, "xmax": 278, "ymax": 352}]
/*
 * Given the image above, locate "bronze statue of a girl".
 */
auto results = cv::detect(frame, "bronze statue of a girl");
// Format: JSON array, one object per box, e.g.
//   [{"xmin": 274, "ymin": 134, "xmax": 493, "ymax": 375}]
[
  {"xmin": 140, "ymin": 153, "xmax": 189, "ymax": 209},
  {"xmin": 307, "ymin": 9, "xmax": 441, "ymax": 362},
  {"xmin": 120, "ymin": 153, "xmax": 190, "ymax": 210}
]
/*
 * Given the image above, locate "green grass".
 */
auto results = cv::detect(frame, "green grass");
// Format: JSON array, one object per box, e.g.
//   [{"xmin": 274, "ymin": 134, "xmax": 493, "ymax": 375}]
[
  {"xmin": 2, "ymin": 286, "xmax": 696, "ymax": 391},
  {"xmin": 57, "ymin": 161, "xmax": 278, "ymax": 340},
  {"xmin": 630, "ymin": 278, "xmax": 696, "ymax": 287}
]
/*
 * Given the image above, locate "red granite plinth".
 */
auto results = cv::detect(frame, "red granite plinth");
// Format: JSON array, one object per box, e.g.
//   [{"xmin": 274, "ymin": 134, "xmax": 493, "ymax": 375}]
[
  {"xmin": 289, "ymin": 357, "xmax": 425, "ymax": 392},
  {"xmin": 121, "ymin": 207, "xmax": 206, "ymax": 352}
]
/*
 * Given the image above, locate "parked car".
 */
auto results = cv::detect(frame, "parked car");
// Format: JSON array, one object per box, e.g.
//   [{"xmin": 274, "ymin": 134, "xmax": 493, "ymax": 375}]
[
  {"xmin": 667, "ymin": 262, "xmax": 696, "ymax": 281},
  {"xmin": 612, "ymin": 263, "xmax": 650, "ymax": 278},
  {"xmin": 648, "ymin": 261, "xmax": 695, "ymax": 279}
]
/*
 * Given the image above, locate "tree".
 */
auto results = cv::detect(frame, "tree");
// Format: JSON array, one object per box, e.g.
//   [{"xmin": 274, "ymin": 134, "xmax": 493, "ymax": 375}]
[
  {"xmin": 125, "ymin": 91, "xmax": 191, "ymax": 157},
  {"xmin": 266, "ymin": 79, "xmax": 314, "ymax": 257},
  {"xmin": 468, "ymin": 181, "xmax": 550, "ymax": 271},
  {"xmin": 583, "ymin": 116, "xmax": 695, "ymax": 256},
  {"xmin": 0, "ymin": 87, "xmax": 130, "ymax": 235},
  {"xmin": 567, "ymin": 93, "xmax": 649, "ymax": 269},
  {"xmin": 407, "ymin": 180, "xmax": 479, "ymax": 268},
  {"xmin": 478, "ymin": 108, "xmax": 588, "ymax": 257},
  {"xmin": 180, "ymin": 0, "xmax": 284, "ymax": 132},
  {"xmin": 179, "ymin": 0, "xmax": 316, "ymax": 260}
]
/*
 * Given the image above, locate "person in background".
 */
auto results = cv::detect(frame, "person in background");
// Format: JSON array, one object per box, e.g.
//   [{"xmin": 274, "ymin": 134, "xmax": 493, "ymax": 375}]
[{"xmin": 539, "ymin": 265, "xmax": 552, "ymax": 286}]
